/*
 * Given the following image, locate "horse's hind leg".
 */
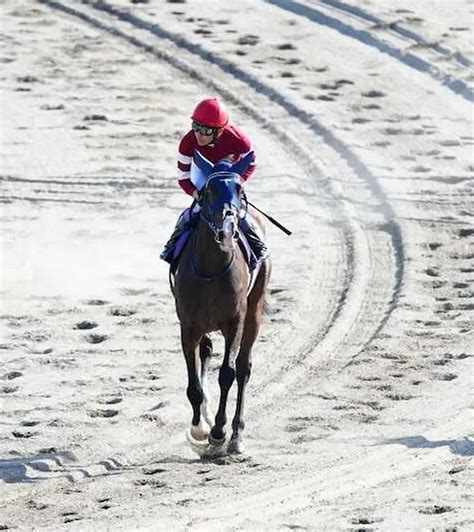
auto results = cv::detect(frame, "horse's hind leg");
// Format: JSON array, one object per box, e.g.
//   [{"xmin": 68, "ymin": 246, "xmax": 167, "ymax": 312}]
[
  {"xmin": 181, "ymin": 326, "xmax": 207, "ymax": 442},
  {"xmin": 199, "ymin": 334, "xmax": 213, "ymax": 427}
]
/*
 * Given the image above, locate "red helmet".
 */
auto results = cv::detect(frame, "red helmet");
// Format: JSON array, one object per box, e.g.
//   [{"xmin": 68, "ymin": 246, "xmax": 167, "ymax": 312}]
[{"xmin": 191, "ymin": 98, "xmax": 229, "ymax": 128}]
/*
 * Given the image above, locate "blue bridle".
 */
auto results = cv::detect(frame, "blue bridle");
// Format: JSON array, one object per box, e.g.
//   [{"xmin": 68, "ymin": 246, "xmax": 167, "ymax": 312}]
[{"xmin": 199, "ymin": 172, "xmax": 243, "ymax": 237}]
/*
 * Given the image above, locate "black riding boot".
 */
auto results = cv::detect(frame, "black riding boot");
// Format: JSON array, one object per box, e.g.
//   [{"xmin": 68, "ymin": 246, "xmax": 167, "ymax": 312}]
[
  {"xmin": 240, "ymin": 218, "xmax": 269, "ymax": 262},
  {"xmin": 160, "ymin": 213, "xmax": 197, "ymax": 264}
]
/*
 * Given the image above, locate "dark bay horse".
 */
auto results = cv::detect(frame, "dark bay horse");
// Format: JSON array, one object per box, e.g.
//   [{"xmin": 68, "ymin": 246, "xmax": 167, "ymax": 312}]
[{"xmin": 171, "ymin": 152, "xmax": 271, "ymax": 455}]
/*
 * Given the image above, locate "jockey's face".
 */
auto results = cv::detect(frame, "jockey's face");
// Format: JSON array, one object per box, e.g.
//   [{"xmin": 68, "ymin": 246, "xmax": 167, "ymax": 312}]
[
  {"xmin": 192, "ymin": 122, "xmax": 222, "ymax": 146},
  {"xmin": 194, "ymin": 130, "xmax": 214, "ymax": 146}
]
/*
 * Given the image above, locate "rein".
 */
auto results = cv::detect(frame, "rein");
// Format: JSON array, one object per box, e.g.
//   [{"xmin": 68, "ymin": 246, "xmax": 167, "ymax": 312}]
[{"xmin": 199, "ymin": 208, "xmax": 220, "ymax": 236}]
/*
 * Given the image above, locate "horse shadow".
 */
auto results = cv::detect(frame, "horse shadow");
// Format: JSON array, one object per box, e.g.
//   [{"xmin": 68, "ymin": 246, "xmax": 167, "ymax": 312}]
[
  {"xmin": 0, "ymin": 451, "xmax": 125, "ymax": 484},
  {"xmin": 381, "ymin": 435, "xmax": 474, "ymax": 456}
]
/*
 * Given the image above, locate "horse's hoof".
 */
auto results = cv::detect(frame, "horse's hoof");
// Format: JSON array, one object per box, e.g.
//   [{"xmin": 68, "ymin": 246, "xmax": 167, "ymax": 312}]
[
  {"xmin": 188, "ymin": 433, "xmax": 228, "ymax": 458},
  {"xmin": 209, "ymin": 425, "xmax": 226, "ymax": 443},
  {"xmin": 208, "ymin": 433, "xmax": 226, "ymax": 447},
  {"xmin": 186, "ymin": 427, "xmax": 209, "ymax": 451},
  {"xmin": 201, "ymin": 440, "xmax": 228, "ymax": 458},
  {"xmin": 190, "ymin": 423, "xmax": 209, "ymax": 442},
  {"xmin": 186, "ymin": 430, "xmax": 214, "ymax": 458},
  {"xmin": 228, "ymin": 437, "xmax": 244, "ymax": 454},
  {"xmin": 186, "ymin": 432, "xmax": 206, "ymax": 446}
]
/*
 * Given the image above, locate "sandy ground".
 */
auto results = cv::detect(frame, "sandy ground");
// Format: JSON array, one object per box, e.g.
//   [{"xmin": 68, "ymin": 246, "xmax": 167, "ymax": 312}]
[{"xmin": 1, "ymin": 0, "xmax": 473, "ymax": 530}]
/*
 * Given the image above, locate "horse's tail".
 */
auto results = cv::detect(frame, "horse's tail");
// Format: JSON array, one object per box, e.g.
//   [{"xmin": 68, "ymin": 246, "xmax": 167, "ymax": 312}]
[
  {"xmin": 263, "ymin": 299, "xmax": 271, "ymax": 316},
  {"xmin": 262, "ymin": 258, "xmax": 273, "ymax": 316}
]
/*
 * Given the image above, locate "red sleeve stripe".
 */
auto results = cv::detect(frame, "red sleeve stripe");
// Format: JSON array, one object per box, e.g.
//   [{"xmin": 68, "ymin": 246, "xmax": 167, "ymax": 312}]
[
  {"xmin": 178, "ymin": 161, "xmax": 191, "ymax": 172},
  {"xmin": 179, "ymin": 178, "xmax": 196, "ymax": 196}
]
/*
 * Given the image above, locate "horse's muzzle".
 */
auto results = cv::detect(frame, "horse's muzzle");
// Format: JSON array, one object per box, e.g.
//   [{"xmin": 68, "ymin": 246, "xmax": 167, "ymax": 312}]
[{"xmin": 216, "ymin": 214, "xmax": 238, "ymax": 249}]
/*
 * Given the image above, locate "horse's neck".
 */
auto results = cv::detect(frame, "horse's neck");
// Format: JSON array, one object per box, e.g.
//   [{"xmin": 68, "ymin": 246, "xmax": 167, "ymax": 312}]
[{"xmin": 194, "ymin": 222, "xmax": 232, "ymax": 274}]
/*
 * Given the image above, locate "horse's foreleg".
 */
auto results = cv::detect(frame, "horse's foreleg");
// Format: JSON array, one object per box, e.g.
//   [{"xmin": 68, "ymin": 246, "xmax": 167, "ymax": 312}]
[
  {"xmin": 229, "ymin": 296, "xmax": 265, "ymax": 454},
  {"xmin": 181, "ymin": 327, "xmax": 208, "ymax": 442},
  {"xmin": 210, "ymin": 319, "xmax": 244, "ymax": 444},
  {"xmin": 199, "ymin": 334, "xmax": 213, "ymax": 427},
  {"xmin": 228, "ymin": 351, "xmax": 252, "ymax": 454}
]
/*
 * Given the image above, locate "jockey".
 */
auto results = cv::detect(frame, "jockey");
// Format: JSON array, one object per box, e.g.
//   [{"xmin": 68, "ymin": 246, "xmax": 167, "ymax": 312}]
[{"xmin": 160, "ymin": 97, "xmax": 269, "ymax": 264}]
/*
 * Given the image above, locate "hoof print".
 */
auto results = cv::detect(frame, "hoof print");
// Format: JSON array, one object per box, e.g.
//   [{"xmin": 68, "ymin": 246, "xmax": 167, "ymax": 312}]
[
  {"xmin": 437, "ymin": 372, "xmax": 458, "ymax": 381},
  {"xmin": 237, "ymin": 34, "xmax": 259, "ymax": 46},
  {"xmin": 134, "ymin": 478, "xmax": 167, "ymax": 488},
  {"xmin": 98, "ymin": 396, "xmax": 122, "ymax": 405},
  {"xmin": 41, "ymin": 104, "xmax": 65, "ymax": 111},
  {"xmin": 83, "ymin": 114, "xmax": 107, "ymax": 122},
  {"xmin": 4, "ymin": 371, "xmax": 23, "ymax": 380},
  {"xmin": 17, "ymin": 75, "xmax": 39, "ymax": 83},
  {"xmin": 459, "ymin": 228, "xmax": 474, "ymax": 238},
  {"xmin": 276, "ymin": 43, "xmax": 296, "ymax": 50},
  {"xmin": 448, "ymin": 465, "xmax": 465, "ymax": 475},
  {"xmin": 142, "ymin": 466, "xmax": 167, "ymax": 475},
  {"xmin": 1, "ymin": 385, "xmax": 19, "ymax": 394},
  {"xmin": 418, "ymin": 504, "xmax": 454, "ymax": 515},
  {"xmin": 194, "ymin": 28, "xmax": 212, "ymax": 36},
  {"xmin": 75, "ymin": 320, "xmax": 98, "ymax": 330},
  {"xmin": 12, "ymin": 429, "xmax": 37, "ymax": 438},
  {"xmin": 88, "ymin": 409, "xmax": 119, "ymax": 418},
  {"xmin": 362, "ymin": 90, "xmax": 386, "ymax": 98},
  {"xmin": 84, "ymin": 299, "xmax": 109, "ymax": 306},
  {"xmin": 386, "ymin": 393, "xmax": 414, "ymax": 401},
  {"xmin": 318, "ymin": 95, "xmax": 335, "ymax": 101},
  {"xmin": 351, "ymin": 517, "xmax": 383, "ymax": 525},
  {"xmin": 86, "ymin": 333, "xmax": 108, "ymax": 344},
  {"xmin": 20, "ymin": 420, "xmax": 40, "ymax": 427},
  {"xmin": 140, "ymin": 413, "xmax": 165, "ymax": 425},
  {"xmin": 109, "ymin": 307, "xmax": 136, "ymax": 317}
]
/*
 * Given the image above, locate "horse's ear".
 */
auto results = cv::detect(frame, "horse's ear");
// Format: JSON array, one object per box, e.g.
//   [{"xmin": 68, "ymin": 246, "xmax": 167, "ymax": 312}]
[
  {"xmin": 194, "ymin": 151, "xmax": 214, "ymax": 177},
  {"xmin": 230, "ymin": 151, "xmax": 254, "ymax": 176}
]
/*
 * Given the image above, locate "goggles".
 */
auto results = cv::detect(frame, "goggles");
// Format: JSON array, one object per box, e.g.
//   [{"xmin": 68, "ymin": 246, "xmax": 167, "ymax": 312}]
[{"xmin": 192, "ymin": 121, "xmax": 216, "ymax": 136}]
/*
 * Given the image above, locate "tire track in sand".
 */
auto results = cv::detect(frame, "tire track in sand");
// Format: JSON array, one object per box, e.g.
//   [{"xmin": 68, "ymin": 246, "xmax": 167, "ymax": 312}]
[
  {"xmin": 266, "ymin": 0, "xmax": 473, "ymax": 102},
  {"xmin": 318, "ymin": 0, "xmax": 472, "ymax": 69}
]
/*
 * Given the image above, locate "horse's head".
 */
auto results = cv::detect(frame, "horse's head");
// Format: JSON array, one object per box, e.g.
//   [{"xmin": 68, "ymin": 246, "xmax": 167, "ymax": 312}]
[{"xmin": 195, "ymin": 151, "xmax": 253, "ymax": 252}]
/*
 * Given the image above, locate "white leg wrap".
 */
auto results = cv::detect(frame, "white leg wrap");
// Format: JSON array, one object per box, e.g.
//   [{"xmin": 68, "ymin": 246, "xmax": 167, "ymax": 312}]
[{"xmin": 190, "ymin": 420, "xmax": 209, "ymax": 441}]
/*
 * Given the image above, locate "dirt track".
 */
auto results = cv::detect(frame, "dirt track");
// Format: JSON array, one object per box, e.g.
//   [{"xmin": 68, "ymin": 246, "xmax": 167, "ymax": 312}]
[{"xmin": 1, "ymin": 1, "xmax": 473, "ymax": 530}]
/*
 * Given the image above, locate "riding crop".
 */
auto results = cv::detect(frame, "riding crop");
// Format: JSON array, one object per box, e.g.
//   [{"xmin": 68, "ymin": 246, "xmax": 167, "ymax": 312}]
[{"xmin": 247, "ymin": 200, "xmax": 292, "ymax": 236}]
